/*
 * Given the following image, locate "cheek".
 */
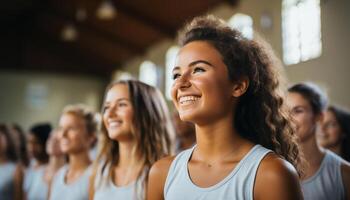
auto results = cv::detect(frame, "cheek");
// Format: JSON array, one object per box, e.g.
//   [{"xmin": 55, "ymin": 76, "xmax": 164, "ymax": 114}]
[{"xmin": 170, "ymin": 85, "xmax": 178, "ymax": 106}]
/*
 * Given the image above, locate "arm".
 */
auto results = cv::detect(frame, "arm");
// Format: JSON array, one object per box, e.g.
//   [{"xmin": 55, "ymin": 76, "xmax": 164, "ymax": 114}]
[
  {"xmin": 254, "ymin": 153, "xmax": 304, "ymax": 200},
  {"xmin": 341, "ymin": 162, "xmax": 350, "ymax": 200},
  {"xmin": 13, "ymin": 164, "xmax": 25, "ymax": 200},
  {"xmin": 147, "ymin": 156, "xmax": 175, "ymax": 200}
]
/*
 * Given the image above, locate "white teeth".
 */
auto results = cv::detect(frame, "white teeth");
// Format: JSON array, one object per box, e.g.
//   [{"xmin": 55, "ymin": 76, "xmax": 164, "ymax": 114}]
[
  {"xmin": 109, "ymin": 121, "xmax": 122, "ymax": 128},
  {"xmin": 61, "ymin": 140, "xmax": 69, "ymax": 145},
  {"xmin": 179, "ymin": 96, "xmax": 200, "ymax": 105}
]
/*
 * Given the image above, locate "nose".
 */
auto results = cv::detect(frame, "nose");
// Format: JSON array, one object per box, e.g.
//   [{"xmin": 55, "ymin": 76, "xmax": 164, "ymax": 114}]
[
  {"xmin": 176, "ymin": 71, "xmax": 192, "ymax": 89},
  {"xmin": 104, "ymin": 104, "xmax": 117, "ymax": 118}
]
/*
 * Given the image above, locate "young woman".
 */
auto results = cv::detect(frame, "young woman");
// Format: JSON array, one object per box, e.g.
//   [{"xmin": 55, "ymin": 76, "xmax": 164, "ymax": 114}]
[
  {"xmin": 319, "ymin": 105, "xmax": 350, "ymax": 161},
  {"xmin": 49, "ymin": 104, "xmax": 97, "ymax": 200},
  {"xmin": 0, "ymin": 124, "xmax": 22, "ymax": 200},
  {"xmin": 44, "ymin": 130, "xmax": 66, "ymax": 188},
  {"xmin": 89, "ymin": 80, "xmax": 174, "ymax": 200},
  {"xmin": 148, "ymin": 15, "xmax": 303, "ymax": 200},
  {"xmin": 288, "ymin": 83, "xmax": 350, "ymax": 200},
  {"xmin": 9, "ymin": 124, "xmax": 30, "ymax": 167},
  {"xmin": 23, "ymin": 123, "xmax": 51, "ymax": 200}
]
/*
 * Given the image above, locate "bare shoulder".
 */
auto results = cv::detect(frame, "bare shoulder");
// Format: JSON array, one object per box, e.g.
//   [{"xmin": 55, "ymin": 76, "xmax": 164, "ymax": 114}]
[
  {"xmin": 341, "ymin": 160, "xmax": 350, "ymax": 199},
  {"xmin": 149, "ymin": 156, "xmax": 176, "ymax": 178},
  {"xmin": 254, "ymin": 153, "xmax": 303, "ymax": 200},
  {"xmin": 147, "ymin": 156, "xmax": 176, "ymax": 200}
]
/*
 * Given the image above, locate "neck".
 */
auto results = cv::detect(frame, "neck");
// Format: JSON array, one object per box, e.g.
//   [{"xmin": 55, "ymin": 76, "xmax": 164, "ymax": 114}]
[
  {"xmin": 299, "ymin": 134, "xmax": 325, "ymax": 179},
  {"xmin": 299, "ymin": 135, "xmax": 324, "ymax": 163},
  {"xmin": 48, "ymin": 155, "xmax": 66, "ymax": 170},
  {"xmin": 68, "ymin": 150, "xmax": 91, "ymax": 171},
  {"xmin": 328, "ymin": 145, "xmax": 342, "ymax": 156},
  {"xmin": 117, "ymin": 140, "xmax": 141, "ymax": 168},
  {"xmin": 195, "ymin": 116, "xmax": 253, "ymax": 160},
  {"xmin": 178, "ymin": 134, "xmax": 196, "ymax": 150}
]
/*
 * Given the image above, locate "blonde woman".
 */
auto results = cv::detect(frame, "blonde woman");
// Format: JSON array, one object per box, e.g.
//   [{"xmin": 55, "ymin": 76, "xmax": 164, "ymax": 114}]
[
  {"xmin": 89, "ymin": 80, "xmax": 174, "ymax": 200},
  {"xmin": 49, "ymin": 104, "xmax": 98, "ymax": 200}
]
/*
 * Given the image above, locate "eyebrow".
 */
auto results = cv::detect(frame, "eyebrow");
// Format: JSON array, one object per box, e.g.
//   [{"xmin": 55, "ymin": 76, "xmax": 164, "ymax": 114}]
[{"xmin": 172, "ymin": 60, "xmax": 213, "ymax": 72}]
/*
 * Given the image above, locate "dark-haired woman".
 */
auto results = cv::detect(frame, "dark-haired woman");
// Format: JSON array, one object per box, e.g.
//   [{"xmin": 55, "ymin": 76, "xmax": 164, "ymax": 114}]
[
  {"xmin": 0, "ymin": 124, "xmax": 23, "ymax": 200},
  {"xmin": 148, "ymin": 15, "xmax": 303, "ymax": 200},
  {"xmin": 24, "ymin": 123, "xmax": 51, "ymax": 200},
  {"xmin": 288, "ymin": 83, "xmax": 350, "ymax": 200},
  {"xmin": 319, "ymin": 105, "xmax": 350, "ymax": 162}
]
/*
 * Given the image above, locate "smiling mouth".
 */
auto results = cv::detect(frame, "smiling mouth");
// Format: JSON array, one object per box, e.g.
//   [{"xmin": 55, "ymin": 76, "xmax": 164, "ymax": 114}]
[
  {"xmin": 178, "ymin": 95, "xmax": 200, "ymax": 105},
  {"xmin": 108, "ymin": 121, "xmax": 122, "ymax": 129}
]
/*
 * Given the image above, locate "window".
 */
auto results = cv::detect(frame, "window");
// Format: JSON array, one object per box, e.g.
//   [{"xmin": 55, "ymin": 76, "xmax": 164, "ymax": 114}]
[
  {"xmin": 165, "ymin": 46, "xmax": 180, "ymax": 100},
  {"xmin": 139, "ymin": 61, "xmax": 158, "ymax": 87},
  {"xmin": 228, "ymin": 13, "xmax": 254, "ymax": 40},
  {"xmin": 282, "ymin": 0, "xmax": 322, "ymax": 65},
  {"xmin": 113, "ymin": 70, "xmax": 133, "ymax": 81}
]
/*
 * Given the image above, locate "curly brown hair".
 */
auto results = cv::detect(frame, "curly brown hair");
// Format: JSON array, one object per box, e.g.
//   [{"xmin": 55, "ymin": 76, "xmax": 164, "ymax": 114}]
[{"xmin": 178, "ymin": 15, "xmax": 302, "ymax": 175}]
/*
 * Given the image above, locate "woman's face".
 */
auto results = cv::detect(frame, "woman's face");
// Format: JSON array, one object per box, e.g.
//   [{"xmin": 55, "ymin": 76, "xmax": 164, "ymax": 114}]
[
  {"xmin": 103, "ymin": 84, "xmax": 134, "ymax": 141},
  {"xmin": 287, "ymin": 92, "xmax": 319, "ymax": 143},
  {"xmin": 171, "ymin": 41, "xmax": 236, "ymax": 125},
  {"xmin": 46, "ymin": 131, "xmax": 64, "ymax": 156},
  {"xmin": 57, "ymin": 113, "xmax": 92, "ymax": 154},
  {"xmin": 27, "ymin": 133, "xmax": 45, "ymax": 160},
  {"xmin": 318, "ymin": 110, "xmax": 343, "ymax": 148}
]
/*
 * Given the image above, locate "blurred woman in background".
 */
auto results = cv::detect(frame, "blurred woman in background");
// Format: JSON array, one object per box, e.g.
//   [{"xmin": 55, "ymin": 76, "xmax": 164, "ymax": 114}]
[
  {"xmin": 0, "ymin": 124, "xmax": 22, "ymax": 200},
  {"xmin": 49, "ymin": 104, "xmax": 97, "ymax": 200},
  {"xmin": 89, "ymin": 80, "xmax": 174, "ymax": 200},
  {"xmin": 23, "ymin": 123, "xmax": 52, "ymax": 200},
  {"xmin": 44, "ymin": 129, "xmax": 66, "ymax": 188},
  {"xmin": 319, "ymin": 105, "xmax": 350, "ymax": 162}
]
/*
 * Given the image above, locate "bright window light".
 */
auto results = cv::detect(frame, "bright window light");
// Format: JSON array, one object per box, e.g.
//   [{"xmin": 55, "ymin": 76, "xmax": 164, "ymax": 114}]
[
  {"xmin": 228, "ymin": 13, "xmax": 254, "ymax": 40},
  {"xmin": 282, "ymin": 0, "xmax": 322, "ymax": 65},
  {"xmin": 165, "ymin": 46, "xmax": 180, "ymax": 100},
  {"xmin": 139, "ymin": 61, "xmax": 158, "ymax": 87}
]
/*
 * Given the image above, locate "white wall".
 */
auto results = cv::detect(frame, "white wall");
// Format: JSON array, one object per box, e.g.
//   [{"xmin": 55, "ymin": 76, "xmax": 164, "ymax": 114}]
[{"xmin": 0, "ymin": 71, "xmax": 107, "ymax": 130}]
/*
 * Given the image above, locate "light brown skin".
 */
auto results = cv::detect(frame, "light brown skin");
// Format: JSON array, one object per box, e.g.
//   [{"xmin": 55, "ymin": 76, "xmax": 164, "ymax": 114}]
[
  {"xmin": 147, "ymin": 41, "xmax": 303, "ymax": 200},
  {"xmin": 288, "ymin": 92, "xmax": 350, "ymax": 199}
]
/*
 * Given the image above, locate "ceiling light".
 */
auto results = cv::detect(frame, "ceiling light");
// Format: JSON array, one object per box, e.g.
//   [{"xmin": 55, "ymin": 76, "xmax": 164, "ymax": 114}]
[
  {"xmin": 96, "ymin": 0, "xmax": 117, "ymax": 20},
  {"xmin": 61, "ymin": 23, "xmax": 78, "ymax": 42}
]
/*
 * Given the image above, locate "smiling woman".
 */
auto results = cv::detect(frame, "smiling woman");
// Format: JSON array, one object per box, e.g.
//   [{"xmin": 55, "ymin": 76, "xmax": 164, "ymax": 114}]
[
  {"xmin": 147, "ymin": 15, "xmax": 303, "ymax": 200},
  {"xmin": 88, "ymin": 80, "xmax": 174, "ymax": 200},
  {"xmin": 49, "ymin": 104, "xmax": 98, "ymax": 200}
]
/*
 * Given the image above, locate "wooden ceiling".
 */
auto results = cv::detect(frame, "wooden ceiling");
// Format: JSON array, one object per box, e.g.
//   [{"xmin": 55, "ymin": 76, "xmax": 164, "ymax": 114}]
[{"xmin": 1, "ymin": 0, "xmax": 239, "ymax": 79}]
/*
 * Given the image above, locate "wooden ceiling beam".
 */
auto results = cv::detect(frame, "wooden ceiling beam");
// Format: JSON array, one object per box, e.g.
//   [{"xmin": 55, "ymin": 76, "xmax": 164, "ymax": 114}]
[
  {"xmin": 111, "ymin": 0, "xmax": 175, "ymax": 37},
  {"xmin": 46, "ymin": 7, "xmax": 145, "ymax": 54}
]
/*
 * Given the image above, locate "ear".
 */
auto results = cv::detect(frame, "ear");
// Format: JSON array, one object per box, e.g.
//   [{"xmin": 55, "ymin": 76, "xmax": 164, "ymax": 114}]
[{"xmin": 232, "ymin": 76, "xmax": 249, "ymax": 98}]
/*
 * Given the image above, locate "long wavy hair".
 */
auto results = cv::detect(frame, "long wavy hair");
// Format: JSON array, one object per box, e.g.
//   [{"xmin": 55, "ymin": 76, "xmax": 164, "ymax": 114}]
[
  {"xmin": 10, "ymin": 124, "xmax": 30, "ymax": 166},
  {"xmin": 91, "ymin": 80, "xmax": 174, "ymax": 198},
  {"xmin": 0, "ymin": 124, "xmax": 18, "ymax": 162},
  {"xmin": 328, "ymin": 105, "xmax": 350, "ymax": 162},
  {"xmin": 178, "ymin": 15, "xmax": 302, "ymax": 175}
]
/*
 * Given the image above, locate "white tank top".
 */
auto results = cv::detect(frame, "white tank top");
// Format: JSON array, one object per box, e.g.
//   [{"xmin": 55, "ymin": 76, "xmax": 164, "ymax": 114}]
[
  {"xmin": 164, "ymin": 145, "xmax": 272, "ymax": 200},
  {"xmin": 0, "ymin": 162, "xmax": 16, "ymax": 200},
  {"xmin": 23, "ymin": 165, "xmax": 48, "ymax": 200},
  {"xmin": 49, "ymin": 165, "xmax": 92, "ymax": 200},
  {"xmin": 93, "ymin": 163, "xmax": 145, "ymax": 200},
  {"xmin": 302, "ymin": 150, "xmax": 346, "ymax": 200}
]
